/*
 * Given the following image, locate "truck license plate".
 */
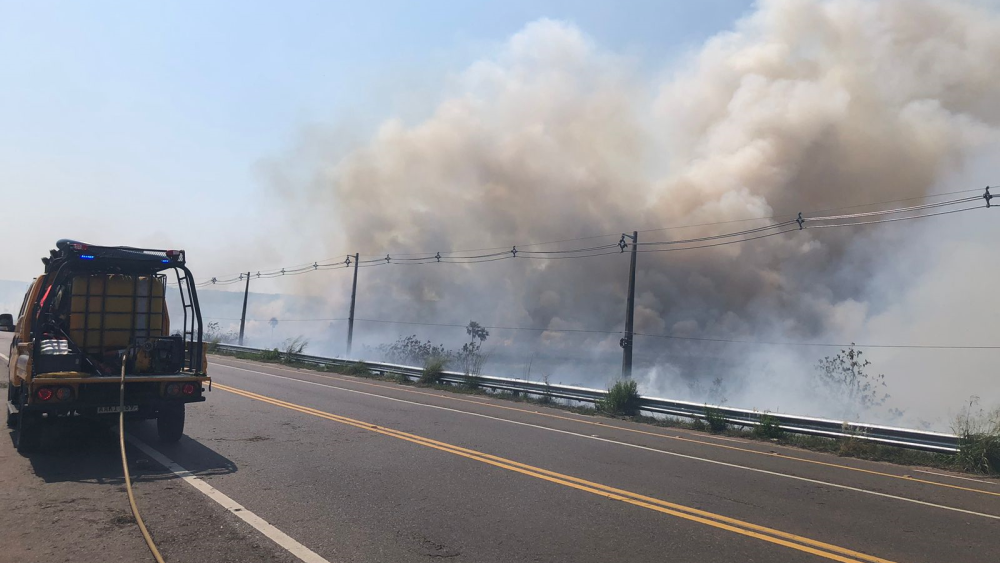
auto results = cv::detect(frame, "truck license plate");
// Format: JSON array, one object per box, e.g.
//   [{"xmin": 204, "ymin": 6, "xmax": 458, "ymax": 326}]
[{"xmin": 97, "ymin": 405, "xmax": 138, "ymax": 414}]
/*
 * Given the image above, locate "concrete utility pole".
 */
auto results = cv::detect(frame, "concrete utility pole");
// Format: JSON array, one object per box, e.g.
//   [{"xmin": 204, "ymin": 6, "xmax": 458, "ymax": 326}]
[
  {"xmin": 347, "ymin": 253, "xmax": 359, "ymax": 356},
  {"xmin": 238, "ymin": 272, "xmax": 250, "ymax": 346},
  {"xmin": 620, "ymin": 231, "xmax": 638, "ymax": 379}
]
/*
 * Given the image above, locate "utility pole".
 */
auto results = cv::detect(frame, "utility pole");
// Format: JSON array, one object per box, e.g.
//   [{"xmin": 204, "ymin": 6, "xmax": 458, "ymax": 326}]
[
  {"xmin": 347, "ymin": 253, "xmax": 359, "ymax": 356},
  {"xmin": 238, "ymin": 272, "xmax": 250, "ymax": 346},
  {"xmin": 620, "ymin": 231, "xmax": 638, "ymax": 379}
]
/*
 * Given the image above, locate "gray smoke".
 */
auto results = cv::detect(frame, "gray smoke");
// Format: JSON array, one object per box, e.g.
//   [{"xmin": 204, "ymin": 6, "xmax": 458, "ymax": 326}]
[{"xmin": 265, "ymin": 0, "xmax": 1000, "ymax": 428}]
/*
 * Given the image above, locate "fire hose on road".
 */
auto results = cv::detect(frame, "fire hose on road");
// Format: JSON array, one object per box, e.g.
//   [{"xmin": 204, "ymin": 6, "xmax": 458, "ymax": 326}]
[{"xmin": 119, "ymin": 355, "xmax": 166, "ymax": 563}]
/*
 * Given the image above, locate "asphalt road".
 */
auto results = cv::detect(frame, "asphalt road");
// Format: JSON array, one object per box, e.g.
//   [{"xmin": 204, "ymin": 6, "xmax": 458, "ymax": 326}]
[{"xmin": 2, "ymin": 332, "xmax": 999, "ymax": 562}]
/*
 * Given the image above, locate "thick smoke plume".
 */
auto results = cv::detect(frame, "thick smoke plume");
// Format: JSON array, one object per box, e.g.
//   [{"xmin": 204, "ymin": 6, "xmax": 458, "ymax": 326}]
[{"xmin": 268, "ymin": 0, "xmax": 1000, "ymax": 428}]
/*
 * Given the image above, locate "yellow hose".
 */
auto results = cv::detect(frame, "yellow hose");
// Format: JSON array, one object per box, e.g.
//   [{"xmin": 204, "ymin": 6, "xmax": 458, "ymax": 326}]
[{"xmin": 120, "ymin": 355, "xmax": 166, "ymax": 563}]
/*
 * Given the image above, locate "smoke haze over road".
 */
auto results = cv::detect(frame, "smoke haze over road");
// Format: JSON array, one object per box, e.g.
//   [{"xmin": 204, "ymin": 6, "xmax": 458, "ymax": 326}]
[{"xmin": 236, "ymin": 0, "xmax": 1000, "ymax": 429}]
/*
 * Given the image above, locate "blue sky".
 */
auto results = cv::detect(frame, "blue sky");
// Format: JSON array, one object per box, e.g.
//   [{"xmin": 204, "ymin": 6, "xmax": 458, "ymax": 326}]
[{"xmin": 0, "ymin": 0, "xmax": 753, "ymax": 280}]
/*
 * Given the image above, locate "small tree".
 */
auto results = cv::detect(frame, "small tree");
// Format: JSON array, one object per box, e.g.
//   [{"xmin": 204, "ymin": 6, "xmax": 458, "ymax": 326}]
[
  {"xmin": 466, "ymin": 321, "xmax": 489, "ymax": 343},
  {"xmin": 815, "ymin": 344, "xmax": 889, "ymax": 415},
  {"xmin": 269, "ymin": 317, "xmax": 279, "ymax": 343},
  {"xmin": 459, "ymin": 321, "xmax": 490, "ymax": 377}
]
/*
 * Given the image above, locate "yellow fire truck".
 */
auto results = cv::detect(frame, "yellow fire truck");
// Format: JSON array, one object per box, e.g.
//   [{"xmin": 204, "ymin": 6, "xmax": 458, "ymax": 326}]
[{"xmin": 5, "ymin": 240, "xmax": 210, "ymax": 453}]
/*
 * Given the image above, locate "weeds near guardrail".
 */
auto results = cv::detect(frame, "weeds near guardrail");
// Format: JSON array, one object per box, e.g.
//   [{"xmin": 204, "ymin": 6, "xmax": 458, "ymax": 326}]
[
  {"xmin": 343, "ymin": 362, "xmax": 371, "ymax": 377},
  {"xmin": 953, "ymin": 396, "xmax": 1000, "ymax": 474},
  {"xmin": 536, "ymin": 373, "xmax": 553, "ymax": 405},
  {"xmin": 599, "ymin": 379, "xmax": 640, "ymax": 417},
  {"xmin": 421, "ymin": 357, "xmax": 448, "ymax": 384},
  {"xmin": 281, "ymin": 337, "xmax": 308, "ymax": 363},
  {"xmin": 754, "ymin": 413, "xmax": 784, "ymax": 439},
  {"xmin": 259, "ymin": 348, "xmax": 282, "ymax": 361},
  {"xmin": 704, "ymin": 407, "xmax": 727, "ymax": 433}
]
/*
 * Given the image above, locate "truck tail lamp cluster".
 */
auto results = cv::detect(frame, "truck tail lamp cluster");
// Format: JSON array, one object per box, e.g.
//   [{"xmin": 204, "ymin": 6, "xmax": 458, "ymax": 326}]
[
  {"xmin": 34, "ymin": 386, "xmax": 73, "ymax": 402},
  {"xmin": 164, "ymin": 383, "xmax": 198, "ymax": 397}
]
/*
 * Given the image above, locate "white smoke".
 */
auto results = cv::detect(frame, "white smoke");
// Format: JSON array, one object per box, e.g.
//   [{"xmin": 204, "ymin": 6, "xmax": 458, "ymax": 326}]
[{"xmin": 266, "ymin": 0, "xmax": 1000, "ymax": 429}]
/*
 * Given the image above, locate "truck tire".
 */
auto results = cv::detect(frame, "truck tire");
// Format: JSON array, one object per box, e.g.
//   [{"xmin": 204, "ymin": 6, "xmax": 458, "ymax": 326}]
[
  {"xmin": 15, "ymin": 409, "xmax": 41, "ymax": 454},
  {"xmin": 157, "ymin": 402, "xmax": 185, "ymax": 443}
]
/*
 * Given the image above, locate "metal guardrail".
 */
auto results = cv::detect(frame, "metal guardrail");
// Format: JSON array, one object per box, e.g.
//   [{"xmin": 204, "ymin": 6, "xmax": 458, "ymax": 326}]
[{"xmin": 213, "ymin": 343, "xmax": 961, "ymax": 453}]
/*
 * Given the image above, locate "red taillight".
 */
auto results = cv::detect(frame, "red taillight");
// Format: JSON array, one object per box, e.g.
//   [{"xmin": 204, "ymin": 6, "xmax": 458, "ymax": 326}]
[
  {"xmin": 71, "ymin": 242, "xmax": 88, "ymax": 251},
  {"xmin": 181, "ymin": 383, "xmax": 196, "ymax": 396},
  {"xmin": 166, "ymin": 250, "xmax": 182, "ymax": 259},
  {"xmin": 35, "ymin": 388, "xmax": 54, "ymax": 402}
]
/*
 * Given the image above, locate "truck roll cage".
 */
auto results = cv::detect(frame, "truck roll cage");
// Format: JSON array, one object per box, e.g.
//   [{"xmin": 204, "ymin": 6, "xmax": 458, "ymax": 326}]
[{"xmin": 32, "ymin": 239, "xmax": 205, "ymax": 375}]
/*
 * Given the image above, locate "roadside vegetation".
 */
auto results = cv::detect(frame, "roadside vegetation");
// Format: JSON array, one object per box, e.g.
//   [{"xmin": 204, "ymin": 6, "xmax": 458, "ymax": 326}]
[
  {"xmin": 208, "ymin": 344, "xmax": 998, "ymax": 478},
  {"xmin": 953, "ymin": 396, "xmax": 1000, "ymax": 474},
  {"xmin": 700, "ymin": 407, "xmax": 727, "ymax": 433},
  {"xmin": 598, "ymin": 379, "xmax": 640, "ymax": 417},
  {"xmin": 204, "ymin": 321, "xmax": 239, "ymax": 352},
  {"xmin": 420, "ymin": 357, "xmax": 448, "ymax": 384}
]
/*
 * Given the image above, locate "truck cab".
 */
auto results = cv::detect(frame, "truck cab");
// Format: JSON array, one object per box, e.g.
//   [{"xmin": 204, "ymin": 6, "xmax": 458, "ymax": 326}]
[{"xmin": 6, "ymin": 240, "xmax": 210, "ymax": 453}]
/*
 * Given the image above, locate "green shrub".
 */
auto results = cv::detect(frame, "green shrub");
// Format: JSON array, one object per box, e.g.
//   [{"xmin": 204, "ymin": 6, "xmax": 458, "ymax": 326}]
[
  {"xmin": 704, "ymin": 407, "xmax": 727, "ymax": 433},
  {"xmin": 420, "ymin": 357, "xmax": 448, "ymax": 384},
  {"xmin": 754, "ymin": 413, "xmax": 784, "ymax": 439},
  {"xmin": 463, "ymin": 373, "xmax": 482, "ymax": 390},
  {"xmin": 343, "ymin": 362, "xmax": 371, "ymax": 377},
  {"xmin": 599, "ymin": 379, "xmax": 641, "ymax": 417},
  {"xmin": 260, "ymin": 348, "xmax": 282, "ymax": 361}
]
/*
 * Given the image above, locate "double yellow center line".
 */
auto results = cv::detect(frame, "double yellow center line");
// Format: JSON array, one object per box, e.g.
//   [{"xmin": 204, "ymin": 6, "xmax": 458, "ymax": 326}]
[
  {"xmin": 215, "ymin": 383, "xmax": 895, "ymax": 563},
  {"xmin": 215, "ymin": 357, "xmax": 999, "ymax": 500}
]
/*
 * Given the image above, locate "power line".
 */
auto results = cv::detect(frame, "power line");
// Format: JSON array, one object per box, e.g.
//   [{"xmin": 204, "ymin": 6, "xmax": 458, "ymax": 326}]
[
  {"xmin": 191, "ymin": 188, "xmax": 994, "ymax": 285},
  {"xmin": 633, "ymin": 332, "xmax": 1000, "ymax": 350},
  {"xmin": 195, "ymin": 186, "xmax": 989, "ymax": 280},
  {"xmin": 204, "ymin": 315, "xmax": 1000, "ymax": 350}
]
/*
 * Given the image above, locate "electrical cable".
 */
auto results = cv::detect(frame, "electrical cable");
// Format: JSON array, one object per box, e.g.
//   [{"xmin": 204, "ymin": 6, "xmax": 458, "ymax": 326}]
[
  {"xmin": 807, "ymin": 196, "xmax": 980, "ymax": 222},
  {"xmin": 204, "ymin": 315, "xmax": 1000, "ymax": 349},
  {"xmin": 190, "ymin": 188, "xmax": 993, "ymax": 283},
  {"xmin": 632, "ymin": 331, "xmax": 1000, "ymax": 350},
  {"xmin": 637, "ymin": 220, "xmax": 797, "ymax": 246},
  {"xmin": 807, "ymin": 205, "xmax": 985, "ymax": 229},
  {"xmin": 638, "ymin": 228, "xmax": 800, "ymax": 253},
  {"xmin": 636, "ymin": 188, "xmax": 986, "ymax": 234}
]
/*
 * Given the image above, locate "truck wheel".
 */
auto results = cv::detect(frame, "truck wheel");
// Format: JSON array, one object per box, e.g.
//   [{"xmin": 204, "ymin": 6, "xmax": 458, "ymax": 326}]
[
  {"xmin": 157, "ymin": 403, "xmax": 185, "ymax": 443},
  {"xmin": 15, "ymin": 410, "xmax": 41, "ymax": 453}
]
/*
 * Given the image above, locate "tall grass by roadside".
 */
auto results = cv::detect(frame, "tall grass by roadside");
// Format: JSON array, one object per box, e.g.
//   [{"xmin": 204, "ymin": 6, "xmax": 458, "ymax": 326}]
[{"xmin": 954, "ymin": 397, "xmax": 1000, "ymax": 474}]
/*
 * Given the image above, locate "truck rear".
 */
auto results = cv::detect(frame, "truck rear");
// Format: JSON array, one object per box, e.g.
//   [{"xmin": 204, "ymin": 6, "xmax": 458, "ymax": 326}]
[{"xmin": 5, "ymin": 240, "xmax": 210, "ymax": 453}]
